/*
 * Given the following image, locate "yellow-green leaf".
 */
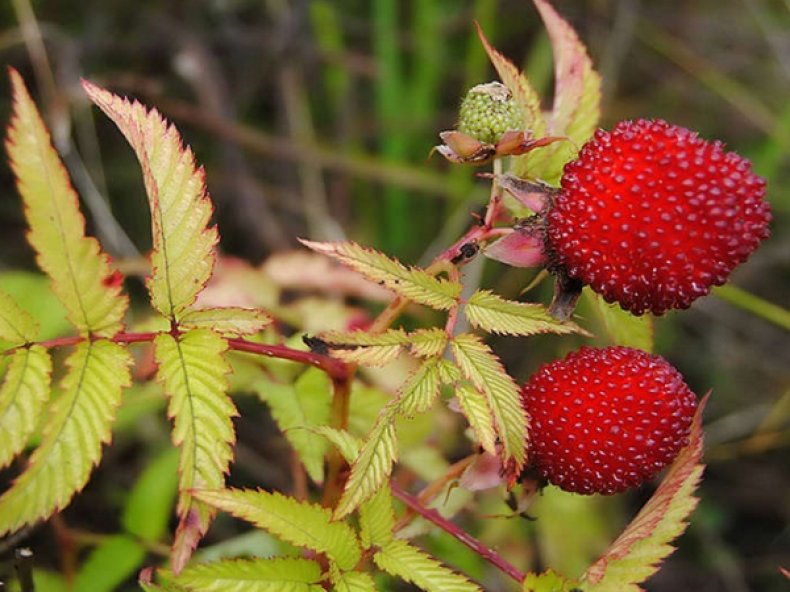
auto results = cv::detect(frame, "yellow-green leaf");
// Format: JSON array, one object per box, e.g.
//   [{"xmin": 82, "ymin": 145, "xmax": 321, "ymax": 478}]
[
  {"xmin": 583, "ymin": 290, "xmax": 654, "ymax": 352},
  {"xmin": 0, "ymin": 340, "xmax": 131, "ymax": 535},
  {"xmin": 255, "ymin": 369, "xmax": 331, "ymax": 484},
  {"xmin": 475, "ymin": 23, "xmax": 545, "ymax": 138},
  {"xmin": 582, "ymin": 396, "xmax": 708, "ymax": 591},
  {"xmin": 7, "ymin": 70, "xmax": 127, "ymax": 336},
  {"xmin": 301, "ymin": 240, "xmax": 461, "ymax": 310},
  {"xmin": 194, "ymin": 488, "xmax": 362, "ymax": 572},
  {"xmin": 465, "ymin": 290, "xmax": 587, "ymax": 337},
  {"xmin": 331, "ymin": 568, "xmax": 377, "ymax": 592},
  {"xmin": 170, "ymin": 557, "xmax": 324, "ymax": 592},
  {"xmin": 523, "ymin": 569, "xmax": 580, "ymax": 592},
  {"xmin": 334, "ymin": 418, "xmax": 397, "ymax": 520},
  {"xmin": 321, "ymin": 329, "xmax": 411, "ymax": 367},
  {"xmin": 374, "ymin": 539, "xmax": 482, "ymax": 592},
  {"xmin": 451, "ymin": 333, "xmax": 527, "ymax": 472},
  {"xmin": 359, "ymin": 487, "xmax": 396, "ymax": 550},
  {"xmin": 397, "ymin": 358, "xmax": 445, "ymax": 416},
  {"xmin": 409, "ymin": 329, "xmax": 449, "ymax": 358},
  {"xmin": 83, "ymin": 81, "xmax": 218, "ymax": 319},
  {"xmin": 515, "ymin": 0, "xmax": 602, "ymax": 184},
  {"xmin": 155, "ymin": 329, "xmax": 235, "ymax": 571},
  {"xmin": 180, "ymin": 307, "xmax": 272, "ymax": 336},
  {"xmin": 0, "ymin": 346, "xmax": 52, "ymax": 469},
  {"xmin": 0, "ymin": 288, "xmax": 37, "ymax": 344},
  {"xmin": 454, "ymin": 383, "xmax": 497, "ymax": 455}
]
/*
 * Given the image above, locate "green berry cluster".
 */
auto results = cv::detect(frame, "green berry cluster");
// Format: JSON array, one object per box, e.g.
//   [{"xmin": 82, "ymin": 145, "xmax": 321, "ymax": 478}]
[{"xmin": 457, "ymin": 82, "xmax": 523, "ymax": 144}]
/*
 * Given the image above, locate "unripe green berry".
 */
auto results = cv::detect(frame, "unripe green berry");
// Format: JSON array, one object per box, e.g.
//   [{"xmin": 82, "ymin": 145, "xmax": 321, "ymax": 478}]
[{"xmin": 458, "ymin": 82, "xmax": 524, "ymax": 145}]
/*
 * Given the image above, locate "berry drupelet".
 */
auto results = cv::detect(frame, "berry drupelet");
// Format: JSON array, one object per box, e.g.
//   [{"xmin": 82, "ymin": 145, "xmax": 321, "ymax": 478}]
[
  {"xmin": 546, "ymin": 119, "xmax": 771, "ymax": 315},
  {"xmin": 521, "ymin": 346, "xmax": 698, "ymax": 495}
]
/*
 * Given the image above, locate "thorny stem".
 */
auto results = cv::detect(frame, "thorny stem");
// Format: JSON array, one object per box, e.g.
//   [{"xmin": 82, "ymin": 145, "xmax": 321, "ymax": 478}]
[
  {"xmin": 321, "ymin": 376, "xmax": 352, "ymax": 507},
  {"xmin": 390, "ymin": 482, "xmax": 526, "ymax": 584}
]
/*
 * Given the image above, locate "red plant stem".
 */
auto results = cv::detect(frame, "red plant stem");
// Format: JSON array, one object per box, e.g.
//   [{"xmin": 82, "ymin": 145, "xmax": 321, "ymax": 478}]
[
  {"xmin": 390, "ymin": 482, "xmax": 525, "ymax": 584},
  {"xmin": 226, "ymin": 338, "xmax": 349, "ymax": 380},
  {"xmin": 4, "ymin": 331, "xmax": 350, "ymax": 381}
]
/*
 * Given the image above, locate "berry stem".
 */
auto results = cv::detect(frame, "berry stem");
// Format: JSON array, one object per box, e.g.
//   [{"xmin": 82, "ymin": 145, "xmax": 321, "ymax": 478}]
[{"xmin": 390, "ymin": 482, "xmax": 526, "ymax": 584}]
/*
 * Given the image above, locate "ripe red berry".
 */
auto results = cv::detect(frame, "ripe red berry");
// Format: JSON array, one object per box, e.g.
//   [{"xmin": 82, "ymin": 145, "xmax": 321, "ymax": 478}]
[
  {"xmin": 546, "ymin": 119, "xmax": 771, "ymax": 315},
  {"xmin": 521, "ymin": 346, "xmax": 697, "ymax": 495}
]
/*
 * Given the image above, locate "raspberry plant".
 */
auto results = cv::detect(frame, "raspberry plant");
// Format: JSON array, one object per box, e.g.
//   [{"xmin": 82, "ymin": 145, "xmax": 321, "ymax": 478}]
[{"xmin": 0, "ymin": 1, "xmax": 776, "ymax": 591}]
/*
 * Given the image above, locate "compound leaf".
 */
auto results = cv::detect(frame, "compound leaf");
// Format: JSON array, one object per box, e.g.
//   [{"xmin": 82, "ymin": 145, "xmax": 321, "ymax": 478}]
[
  {"xmin": 155, "ymin": 329, "xmax": 236, "ymax": 571},
  {"xmin": 465, "ymin": 290, "xmax": 586, "ymax": 337},
  {"xmin": 194, "ymin": 488, "xmax": 362, "ymax": 572},
  {"xmin": 374, "ymin": 539, "xmax": 482, "ymax": 592},
  {"xmin": 0, "ymin": 340, "xmax": 131, "ymax": 535},
  {"xmin": 180, "ymin": 307, "xmax": 272, "ymax": 336},
  {"xmin": 582, "ymin": 396, "xmax": 708, "ymax": 590},
  {"xmin": 335, "ymin": 358, "xmax": 445, "ymax": 519},
  {"xmin": 0, "ymin": 346, "xmax": 52, "ymax": 469},
  {"xmin": 83, "ymin": 81, "xmax": 218, "ymax": 319},
  {"xmin": 7, "ymin": 70, "xmax": 127, "ymax": 336},
  {"xmin": 170, "ymin": 557, "xmax": 324, "ymax": 592},
  {"xmin": 301, "ymin": 240, "xmax": 461, "ymax": 310},
  {"xmin": 452, "ymin": 333, "xmax": 527, "ymax": 473}
]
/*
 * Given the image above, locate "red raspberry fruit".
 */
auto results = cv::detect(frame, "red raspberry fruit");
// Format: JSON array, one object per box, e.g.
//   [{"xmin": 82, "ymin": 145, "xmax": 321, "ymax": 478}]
[
  {"xmin": 521, "ymin": 346, "xmax": 697, "ymax": 495},
  {"xmin": 546, "ymin": 119, "xmax": 771, "ymax": 315}
]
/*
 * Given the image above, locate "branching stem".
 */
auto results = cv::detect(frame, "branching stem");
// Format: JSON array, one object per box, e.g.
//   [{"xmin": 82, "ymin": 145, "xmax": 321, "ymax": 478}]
[{"xmin": 390, "ymin": 482, "xmax": 525, "ymax": 584}]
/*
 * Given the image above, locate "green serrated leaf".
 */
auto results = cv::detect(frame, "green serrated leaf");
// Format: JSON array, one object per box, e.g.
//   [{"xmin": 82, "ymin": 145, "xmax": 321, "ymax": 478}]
[
  {"xmin": 0, "ymin": 289, "xmax": 37, "ymax": 344},
  {"xmin": 122, "ymin": 446, "xmax": 179, "ymax": 542},
  {"xmin": 451, "ymin": 333, "xmax": 527, "ymax": 472},
  {"xmin": 454, "ymin": 383, "xmax": 497, "ymax": 455},
  {"xmin": 582, "ymin": 397, "xmax": 708, "ymax": 591},
  {"xmin": 335, "ymin": 357, "xmax": 445, "ymax": 519},
  {"xmin": 73, "ymin": 535, "xmax": 146, "ymax": 592},
  {"xmin": 514, "ymin": 0, "xmax": 602, "ymax": 184},
  {"xmin": 334, "ymin": 419, "xmax": 397, "ymax": 520},
  {"xmin": 301, "ymin": 240, "xmax": 461, "ymax": 310},
  {"xmin": 321, "ymin": 329, "xmax": 410, "ymax": 367},
  {"xmin": 194, "ymin": 488, "xmax": 362, "ymax": 571},
  {"xmin": 83, "ymin": 81, "xmax": 218, "ymax": 319},
  {"xmin": 409, "ymin": 329, "xmax": 449, "ymax": 358},
  {"xmin": 397, "ymin": 358, "xmax": 445, "ymax": 416},
  {"xmin": 0, "ymin": 346, "xmax": 52, "ymax": 469},
  {"xmin": 583, "ymin": 290, "xmax": 654, "ymax": 352},
  {"xmin": 465, "ymin": 290, "xmax": 586, "ymax": 337},
  {"xmin": 374, "ymin": 539, "xmax": 482, "ymax": 592},
  {"xmin": 0, "ymin": 340, "xmax": 132, "ymax": 535},
  {"xmin": 171, "ymin": 557, "xmax": 324, "ymax": 592},
  {"xmin": 312, "ymin": 426, "xmax": 361, "ymax": 464},
  {"xmin": 360, "ymin": 487, "xmax": 396, "ymax": 550},
  {"xmin": 7, "ymin": 70, "xmax": 127, "ymax": 336},
  {"xmin": 331, "ymin": 568, "xmax": 377, "ymax": 592},
  {"xmin": 180, "ymin": 307, "xmax": 273, "ymax": 336},
  {"xmin": 255, "ymin": 368, "xmax": 332, "ymax": 484},
  {"xmin": 155, "ymin": 329, "xmax": 235, "ymax": 570},
  {"xmin": 522, "ymin": 569, "xmax": 580, "ymax": 592}
]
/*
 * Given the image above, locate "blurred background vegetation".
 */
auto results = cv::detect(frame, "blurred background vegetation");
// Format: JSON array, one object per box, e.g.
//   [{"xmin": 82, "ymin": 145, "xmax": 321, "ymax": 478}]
[{"xmin": 0, "ymin": 0, "xmax": 788, "ymax": 590}]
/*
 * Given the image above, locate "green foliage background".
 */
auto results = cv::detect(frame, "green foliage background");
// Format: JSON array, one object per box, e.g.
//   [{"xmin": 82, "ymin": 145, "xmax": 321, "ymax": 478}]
[{"xmin": 0, "ymin": 0, "xmax": 787, "ymax": 590}]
